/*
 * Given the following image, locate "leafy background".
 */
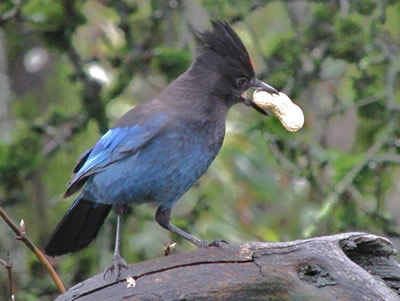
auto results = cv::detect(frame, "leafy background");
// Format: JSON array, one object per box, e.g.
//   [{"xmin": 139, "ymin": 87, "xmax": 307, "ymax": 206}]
[{"xmin": 1, "ymin": 0, "xmax": 400, "ymax": 299}]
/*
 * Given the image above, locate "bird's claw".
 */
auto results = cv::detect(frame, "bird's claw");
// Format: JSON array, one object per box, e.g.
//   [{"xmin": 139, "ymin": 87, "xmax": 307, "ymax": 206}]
[
  {"xmin": 103, "ymin": 254, "xmax": 128, "ymax": 281},
  {"xmin": 209, "ymin": 238, "xmax": 229, "ymax": 247},
  {"xmin": 196, "ymin": 238, "xmax": 229, "ymax": 248}
]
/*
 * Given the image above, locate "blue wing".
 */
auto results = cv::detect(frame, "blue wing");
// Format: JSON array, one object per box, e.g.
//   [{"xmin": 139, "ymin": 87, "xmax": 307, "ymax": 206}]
[{"xmin": 65, "ymin": 113, "xmax": 169, "ymax": 196}]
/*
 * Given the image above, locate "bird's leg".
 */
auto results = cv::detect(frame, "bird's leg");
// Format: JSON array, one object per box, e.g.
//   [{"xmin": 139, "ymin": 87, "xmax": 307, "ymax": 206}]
[
  {"xmin": 103, "ymin": 205, "xmax": 128, "ymax": 280},
  {"xmin": 155, "ymin": 206, "xmax": 227, "ymax": 248}
]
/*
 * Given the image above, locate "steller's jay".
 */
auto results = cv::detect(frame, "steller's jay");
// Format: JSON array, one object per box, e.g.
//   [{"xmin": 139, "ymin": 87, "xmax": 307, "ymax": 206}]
[{"xmin": 44, "ymin": 20, "xmax": 277, "ymax": 278}]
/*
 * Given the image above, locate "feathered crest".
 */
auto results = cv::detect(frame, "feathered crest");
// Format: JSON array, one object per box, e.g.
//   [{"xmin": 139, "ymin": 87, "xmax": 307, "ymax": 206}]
[{"xmin": 194, "ymin": 20, "xmax": 255, "ymax": 76}]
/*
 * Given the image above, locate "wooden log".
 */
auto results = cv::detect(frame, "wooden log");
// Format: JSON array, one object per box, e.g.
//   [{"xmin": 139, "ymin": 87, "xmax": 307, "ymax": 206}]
[{"xmin": 55, "ymin": 232, "xmax": 400, "ymax": 301}]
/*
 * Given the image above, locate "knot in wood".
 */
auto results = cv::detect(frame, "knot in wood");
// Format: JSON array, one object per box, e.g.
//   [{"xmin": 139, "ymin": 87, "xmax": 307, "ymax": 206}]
[{"xmin": 297, "ymin": 263, "xmax": 336, "ymax": 288}]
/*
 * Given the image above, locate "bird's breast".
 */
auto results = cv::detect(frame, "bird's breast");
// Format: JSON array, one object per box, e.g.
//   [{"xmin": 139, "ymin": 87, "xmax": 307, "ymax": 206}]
[{"xmin": 84, "ymin": 117, "xmax": 226, "ymax": 207}]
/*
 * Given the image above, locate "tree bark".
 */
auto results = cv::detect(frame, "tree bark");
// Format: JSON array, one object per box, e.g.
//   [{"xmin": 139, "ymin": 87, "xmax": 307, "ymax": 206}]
[{"xmin": 55, "ymin": 232, "xmax": 400, "ymax": 301}]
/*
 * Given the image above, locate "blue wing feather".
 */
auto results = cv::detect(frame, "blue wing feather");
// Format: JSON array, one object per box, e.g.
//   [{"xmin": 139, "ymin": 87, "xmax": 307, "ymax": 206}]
[{"xmin": 65, "ymin": 113, "xmax": 169, "ymax": 195}]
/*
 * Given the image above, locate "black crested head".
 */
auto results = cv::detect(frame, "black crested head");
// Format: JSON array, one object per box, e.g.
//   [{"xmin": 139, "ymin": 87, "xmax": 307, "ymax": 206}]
[
  {"xmin": 194, "ymin": 20, "xmax": 255, "ymax": 82},
  {"xmin": 188, "ymin": 20, "xmax": 277, "ymax": 112}
]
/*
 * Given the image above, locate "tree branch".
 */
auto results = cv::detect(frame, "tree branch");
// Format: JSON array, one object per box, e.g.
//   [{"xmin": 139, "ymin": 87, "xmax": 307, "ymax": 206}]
[
  {"xmin": 0, "ymin": 254, "xmax": 14, "ymax": 301},
  {"xmin": 374, "ymin": 153, "xmax": 400, "ymax": 164},
  {"xmin": 0, "ymin": 206, "xmax": 65, "ymax": 293},
  {"xmin": 55, "ymin": 232, "xmax": 400, "ymax": 301}
]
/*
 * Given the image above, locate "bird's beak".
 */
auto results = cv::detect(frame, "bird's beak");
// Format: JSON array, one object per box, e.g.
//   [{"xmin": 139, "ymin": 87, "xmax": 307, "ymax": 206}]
[
  {"xmin": 250, "ymin": 78, "xmax": 278, "ymax": 94},
  {"xmin": 242, "ymin": 78, "xmax": 278, "ymax": 116}
]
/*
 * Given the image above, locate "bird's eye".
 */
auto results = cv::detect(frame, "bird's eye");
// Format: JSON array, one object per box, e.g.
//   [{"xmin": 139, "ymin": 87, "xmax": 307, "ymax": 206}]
[{"xmin": 236, "ymin": 77, "xmax": 248, "ymax": 88}]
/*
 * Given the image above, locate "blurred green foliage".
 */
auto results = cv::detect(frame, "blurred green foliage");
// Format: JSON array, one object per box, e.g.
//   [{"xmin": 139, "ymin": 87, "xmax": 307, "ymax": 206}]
[
  {"xmin": 153, "ymin": 47, "xmax": 191, "ymax": 81},
  {"xmin": 1, "ymin": 0, "xmax": 400, "ymax": 299}
]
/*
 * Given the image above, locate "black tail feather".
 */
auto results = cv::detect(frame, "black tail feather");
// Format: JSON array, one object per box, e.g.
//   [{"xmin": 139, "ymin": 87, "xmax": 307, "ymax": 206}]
[{"xmin": 45, "ymin": 197, "xmax": 112, "ymax": 256}]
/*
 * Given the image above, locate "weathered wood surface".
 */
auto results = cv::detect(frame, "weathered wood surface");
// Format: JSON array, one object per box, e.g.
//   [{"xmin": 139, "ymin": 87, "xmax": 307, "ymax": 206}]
[{"xmin": 55, "ymin": 232, "xmax": 400, "ymax": 301}]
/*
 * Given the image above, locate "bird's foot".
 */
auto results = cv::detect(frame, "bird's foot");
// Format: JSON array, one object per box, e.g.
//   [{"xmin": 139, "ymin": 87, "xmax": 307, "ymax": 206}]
[
  {"xmin": 196, "ymin": 238, "xmax": 229, "ymax": 248},
  {"xmin": 209, "ymin": 238, "xmax": 229, "ymax": 247},
  {"xmin": 103, "ymin": 254, "xmax": 128, "ymax": 281}
]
